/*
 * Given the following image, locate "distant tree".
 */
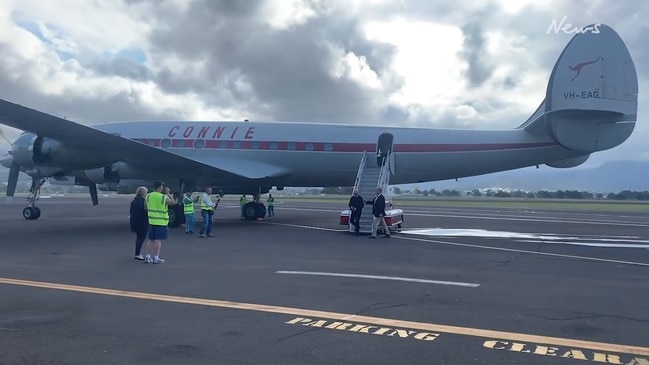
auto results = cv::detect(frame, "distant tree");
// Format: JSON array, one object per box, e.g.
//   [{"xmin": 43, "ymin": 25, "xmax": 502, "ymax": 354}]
[
  {"xmin": 422, "ymin": 189, "xmax": 429, "ymax": 196},
  {"xmin": 494, "ymin": 190, "xmax": 510, "ymax": 198},
  {"xmin": 536, "ymin": 190, "xmax": 552, "ymax": 199},
  {"xmin": 512, "ymin": 190, "xmax": 524, "ymax": 198},
  {"xmin": 596, "ymin": 193, "xmax": 604, "ymax": 200},
  {"xmin": 526, "ymin": 192, "xmax": 535, "ymax": 198},
  {"xmin": 580, "ymin": 191, "xmax": 593, "ymax": 199},
  {"xmin": 392, "ymin": 187, "xmax": 402, "ymax": 195},
  {"xmin": 471, "ymin": 189, "xmax": 481, "ymax": 197},
  {"xmin": 566, "ymin": 190, "xmax": 583, "ymax": 199},
  {"xmin": 320, "ymin": 187, "xmax": 339, "ymax": 195},
  {"xmin": 339, "ymin": 187, "xmax": 353, "ymax": 195},
  {"xmin": 615, "ymin": 192, "xmax": 627, "ymax": 200},
  {"xmin": 606, "ymin": 192, "xmax": 616, "ymax": 200},
  {"xmin": 413, "ymin": 188, "xmax": 422, "ymax": 195}
]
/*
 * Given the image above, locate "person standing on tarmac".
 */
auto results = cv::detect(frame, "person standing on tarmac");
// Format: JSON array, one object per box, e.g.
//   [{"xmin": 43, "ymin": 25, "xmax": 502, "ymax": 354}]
[
  {"xmin": 144, "ymin": 181, "xmax": 177, "ymax": 264},
  {"xmin": 240, "ymin": 194, "xmax": 248, "ymax": 219},
  {"xmin": 182, "ymin": 191, "xmax": 197, "ymax": 234},
  {"xmin": 199, "ymin": 187, "xmax": 216, "ymax": 238},
  {"xmin": 130, "ymin": 186, "xmax": 149, "ymax": 260},
  {"xmin": 368, "ymin": 187, "xmax": 390, "ymax": 239},
  {"xmin": 267, "ymin": 194, "xmax": 275, "ymax": 217},
  {"xmin": 348, "ymin": 189, "xmax": 364, "ymax": 234}
]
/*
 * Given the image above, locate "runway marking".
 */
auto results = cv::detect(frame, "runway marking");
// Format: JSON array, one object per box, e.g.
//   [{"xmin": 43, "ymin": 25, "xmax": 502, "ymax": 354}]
[
  {"xmin": 262, "ymin": 221, "xmax": 348, "ymax": 232},
  {"xmin": 0, "ymin": 277, "xmax": 648, "ymax": 357},
  {"xmin": 275, "ymin": 270, "xmax": 479, "ymax": 287},
  {"xmin": 263, "ymin": 222, "xmax": 649, "ymax": 267},
  {"xmin": 402, "ymin": 228, "xmax": 649, "ymax": 249},
  {"xmin": 395, "ymin": 235, "xmax": 649, "ymax": 267}
]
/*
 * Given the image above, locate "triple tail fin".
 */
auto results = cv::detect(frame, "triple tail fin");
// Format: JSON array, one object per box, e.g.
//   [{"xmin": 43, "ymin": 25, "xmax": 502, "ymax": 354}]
[{"xmin": 519, "ymin": 24, "xmax": 638, "ymax": 155}]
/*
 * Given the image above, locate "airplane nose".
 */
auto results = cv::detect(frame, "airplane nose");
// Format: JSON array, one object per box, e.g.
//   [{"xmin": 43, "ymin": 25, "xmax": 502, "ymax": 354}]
[{"xmin": 0, "ymin": 151, "xmax": 12, "ymax": 169}]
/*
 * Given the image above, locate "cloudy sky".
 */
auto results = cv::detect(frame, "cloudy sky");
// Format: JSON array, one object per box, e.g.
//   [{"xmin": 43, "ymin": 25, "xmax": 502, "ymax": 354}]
[{"xmin": 0, "ymin": 0, "xmax": 646, "ymax": 168}]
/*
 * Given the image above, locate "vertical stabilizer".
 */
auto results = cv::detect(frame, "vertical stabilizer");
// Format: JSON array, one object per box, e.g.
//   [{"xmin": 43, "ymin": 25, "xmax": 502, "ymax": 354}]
[{"xmin": 544, "ymin": 24, "xmax": 638, "ymax": 152}]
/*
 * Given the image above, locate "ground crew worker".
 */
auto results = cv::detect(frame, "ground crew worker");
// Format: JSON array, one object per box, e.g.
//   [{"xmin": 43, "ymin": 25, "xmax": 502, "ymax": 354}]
[
  {"xmin": 144, "ymin": 181, "xmax": 176, "ymax": 264},
  {"xmin": 199, "ymin": 187, "xmax": 216, "ymax": 237},
  {"xmin": 182, "ymin": 191, "xmax": 197, "ymax": 234},
  {"xmin": 267, "ymin": 194, "xmax": 275, "ymax": 217},
  {"xmin": 240, "ymin": 194, "xmax": 248, "ymax": 219}
]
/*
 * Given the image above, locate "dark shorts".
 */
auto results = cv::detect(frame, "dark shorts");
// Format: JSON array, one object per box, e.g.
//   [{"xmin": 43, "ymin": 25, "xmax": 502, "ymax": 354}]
[{"xmin": 148, "ymin": 225, "xmax": 169, "ymax": 240}]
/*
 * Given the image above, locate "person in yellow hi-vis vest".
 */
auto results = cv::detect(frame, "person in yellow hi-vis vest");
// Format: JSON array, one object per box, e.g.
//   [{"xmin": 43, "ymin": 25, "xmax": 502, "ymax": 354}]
[
  {"xmin": 240, "ymin": 194, "xmax": 248, "ymax": 219},
  {"xmin": 199, "ymin": 187, "xmax": 216, "ymax": 238},
  {"xmin": 267, "ymin": 194, "xmax": 275, "ymax": 217},
  {"xmin": 144, "ymin": 181, "xmax": 177, "ymax": 264}
]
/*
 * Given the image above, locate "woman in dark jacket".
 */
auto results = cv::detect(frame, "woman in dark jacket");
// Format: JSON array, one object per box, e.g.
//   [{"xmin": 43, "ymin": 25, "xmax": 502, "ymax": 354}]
[{"xmin": 130, "ymin": 186, "xmax": 149, "ymax": 260}]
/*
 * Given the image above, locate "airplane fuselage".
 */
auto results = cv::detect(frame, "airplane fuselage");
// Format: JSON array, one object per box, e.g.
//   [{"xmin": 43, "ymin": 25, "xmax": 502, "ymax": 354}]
[{"xmin": 95, "ymin": 121, "xmax": 578, "ymax": 188}]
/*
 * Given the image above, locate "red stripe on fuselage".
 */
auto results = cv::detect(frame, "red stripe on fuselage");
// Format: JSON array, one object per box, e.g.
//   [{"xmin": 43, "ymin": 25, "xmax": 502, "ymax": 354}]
[{"xmin": 132, "ymin": 139, "xmax": 555, "ymax": 152}]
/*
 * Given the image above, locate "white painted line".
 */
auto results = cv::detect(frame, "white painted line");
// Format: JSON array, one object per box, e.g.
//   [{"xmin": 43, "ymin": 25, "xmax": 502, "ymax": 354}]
[
  {"xmin": 394, "ymin": 236, "xmax": 649, "ymax": 267},
  {"xmin": 275, "ymin": 270, "xmax": 480, "ymax": 288},
  {"xmin": 263, "ymin": 222, "xmax": 348, "ymax": 232},
  {"xmin": 516, "ymin": 240, "xmax": 649, "ymax": 249},
  {"xmin": 263, "ymin": 222, "xmax": 649, "ymax": 267}
]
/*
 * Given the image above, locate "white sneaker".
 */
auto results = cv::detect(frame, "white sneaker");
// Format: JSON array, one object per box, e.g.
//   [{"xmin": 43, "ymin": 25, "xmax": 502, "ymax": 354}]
[
  {"xmin": 145, "ymin": 257, "xmax": 153, "ymax": 263},
  {"xmin": 134, "ymin": 254, "xmax": 144, "ymax": 261},
  {"xmin": 153, "ymin": 257, "xmax": 165, "ymax": 264}
]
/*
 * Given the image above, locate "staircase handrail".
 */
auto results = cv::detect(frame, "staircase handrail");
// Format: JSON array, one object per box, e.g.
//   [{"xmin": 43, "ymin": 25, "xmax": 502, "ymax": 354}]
[
  {"xmin": 376, "ymin": 152, "xmax": 392, "ymax": 194},
  {"xmin": 353, "ymin": 151, "xmax": 367, "ymax": 191}
]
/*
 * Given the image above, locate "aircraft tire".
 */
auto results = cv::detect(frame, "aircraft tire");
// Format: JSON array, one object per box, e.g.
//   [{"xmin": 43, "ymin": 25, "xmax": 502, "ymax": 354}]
[
  {"xmin": 242, "ymin": 202, "xmax": 258, "ymax": 221},
  {"xmin": 167, "ymin": 205, "xmax": 183, "ymax": 227},
  {"xmin": 256, "ymin": 203, "xmax": 266, "ymax": 219},
  {"xmin": 23, "ymin": 206, "xmax": 40, "ymax": 220}
]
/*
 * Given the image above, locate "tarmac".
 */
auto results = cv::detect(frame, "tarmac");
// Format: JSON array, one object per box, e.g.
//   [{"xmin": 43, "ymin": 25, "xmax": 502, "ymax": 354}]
[{"xmin": 0, "ymin": 195, "xmax": 648, "ymax": 364}]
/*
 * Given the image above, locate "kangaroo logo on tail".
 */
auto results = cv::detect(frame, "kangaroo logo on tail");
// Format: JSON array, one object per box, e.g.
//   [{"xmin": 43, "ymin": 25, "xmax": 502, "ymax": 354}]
[{"xmin": 568, "ymin": 56, "xmax": 602, "ymax": 81}]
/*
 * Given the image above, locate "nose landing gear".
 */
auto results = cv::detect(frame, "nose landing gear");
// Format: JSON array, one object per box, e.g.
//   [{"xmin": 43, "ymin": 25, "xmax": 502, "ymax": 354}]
[{"xmin": 23, "ymin": 177, "xmax": 48, "ymax": 220}]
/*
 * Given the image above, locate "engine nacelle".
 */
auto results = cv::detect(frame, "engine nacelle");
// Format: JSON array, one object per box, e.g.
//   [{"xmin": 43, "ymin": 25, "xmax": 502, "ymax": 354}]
[
  {"xmin": 85, "ymin": 165, "xmax": 120, "ymax": 184},
  {"xmin": 85, "ymin": 162, "xmax": 139, "ymax": 184},
  {"xmin": 11, "ymin": 132, "xmax": 115, "ymax": 170}
]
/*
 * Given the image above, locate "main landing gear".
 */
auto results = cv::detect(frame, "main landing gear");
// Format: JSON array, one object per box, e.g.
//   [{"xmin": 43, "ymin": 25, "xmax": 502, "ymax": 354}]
[
  {"xmin": 242, "ymin": 202, "xmax": 266, "ymax": 221},
  {"xmin": 23, "ymin": 177, "xmax": 48, "ymax": 220}
]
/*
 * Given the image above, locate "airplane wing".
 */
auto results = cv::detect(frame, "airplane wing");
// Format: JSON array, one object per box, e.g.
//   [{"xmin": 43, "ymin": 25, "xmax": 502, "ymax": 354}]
[{"xmin": 0, "ymin": 99, "xmax": 286, "ymax": 180}]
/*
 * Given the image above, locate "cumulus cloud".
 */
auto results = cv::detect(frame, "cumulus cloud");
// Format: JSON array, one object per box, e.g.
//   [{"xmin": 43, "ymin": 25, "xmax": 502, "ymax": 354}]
[{"xmin": 0, "ymin": 0, "xmax": 645, "ymax": 167}]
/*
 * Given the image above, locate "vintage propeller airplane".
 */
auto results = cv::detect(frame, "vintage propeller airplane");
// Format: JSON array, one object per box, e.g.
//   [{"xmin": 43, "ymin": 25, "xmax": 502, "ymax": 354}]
[{"xmin": 0, "ymin": 24, "xmax": 638, "ymax": 225}]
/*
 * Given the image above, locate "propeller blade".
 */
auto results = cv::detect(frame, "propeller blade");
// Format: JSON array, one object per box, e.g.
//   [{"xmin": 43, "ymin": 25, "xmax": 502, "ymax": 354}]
[
  {"xmin": 89, "ymin": 183, "xmax": 99, "ymax": 206},
  {"xmin": 0, "ymin": 127, "xmax": 13, "ymax": 146},
  {"xmin": 7, "ymin": 161, "xmax": 19, "ymax": 197}
]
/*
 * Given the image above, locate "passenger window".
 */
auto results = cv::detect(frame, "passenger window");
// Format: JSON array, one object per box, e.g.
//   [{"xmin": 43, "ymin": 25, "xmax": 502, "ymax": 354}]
[{"xmin": 193, "ymin": 139, "xmax": 205, "ymax": 149}]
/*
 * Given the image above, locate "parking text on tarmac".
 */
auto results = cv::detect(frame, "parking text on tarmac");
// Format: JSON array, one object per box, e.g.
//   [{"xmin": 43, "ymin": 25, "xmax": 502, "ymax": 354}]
[{"xmin": 286, "ymin": 317, "xmax": 440, "ymax": 342}]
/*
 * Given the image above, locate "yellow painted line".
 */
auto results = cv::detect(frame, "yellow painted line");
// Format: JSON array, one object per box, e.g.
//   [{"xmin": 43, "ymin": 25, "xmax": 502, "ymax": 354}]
[{"xmin": 1, "ymin": 277, "xmax": 648, "ymax": 357}]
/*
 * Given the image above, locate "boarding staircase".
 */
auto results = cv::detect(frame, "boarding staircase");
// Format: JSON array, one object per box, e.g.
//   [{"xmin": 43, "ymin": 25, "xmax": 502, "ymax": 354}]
[{"xmin": 351, "ymin": 151, "xmax": 393, "ymax": 234}]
